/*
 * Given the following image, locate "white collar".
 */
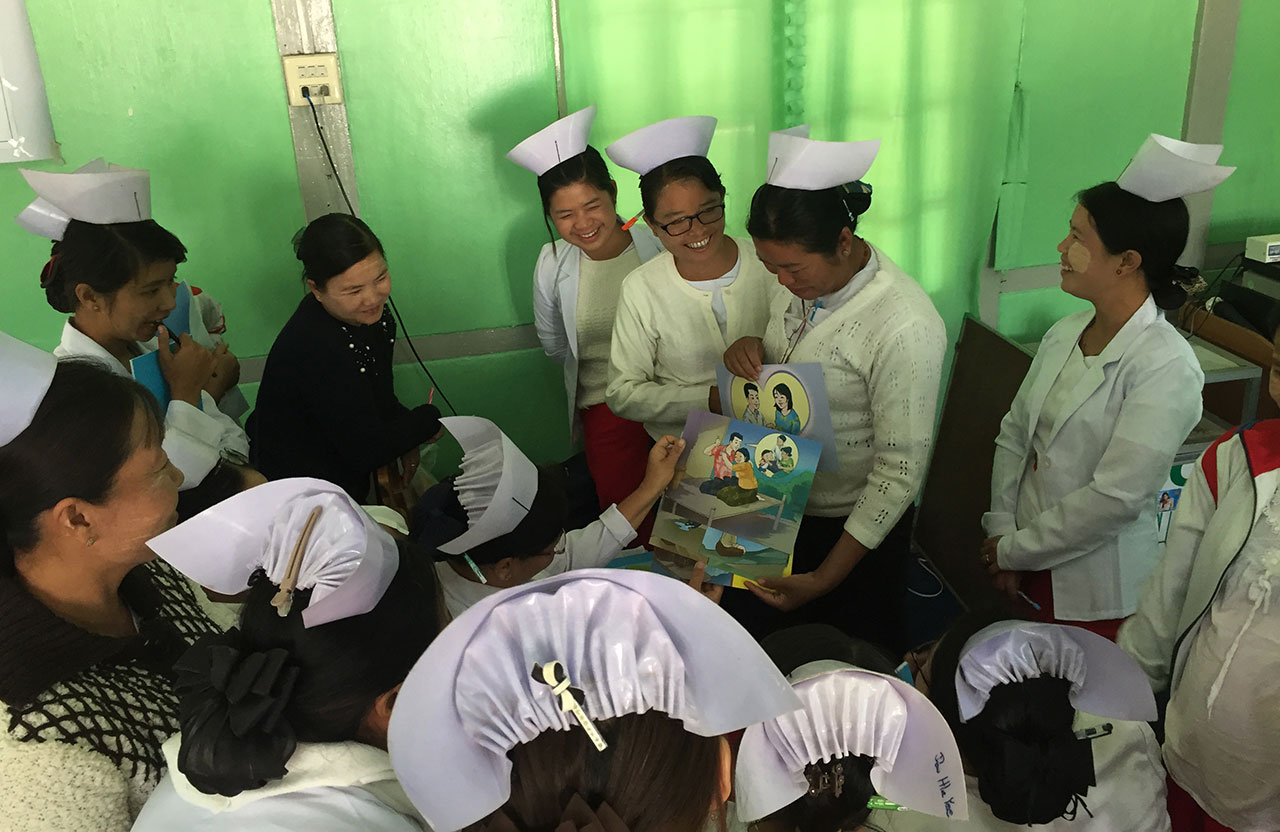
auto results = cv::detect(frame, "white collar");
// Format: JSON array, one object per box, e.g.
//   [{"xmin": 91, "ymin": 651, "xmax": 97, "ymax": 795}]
[{"xmin": 162, "ymin": 734, "xmax": 419, "ymax": 818}]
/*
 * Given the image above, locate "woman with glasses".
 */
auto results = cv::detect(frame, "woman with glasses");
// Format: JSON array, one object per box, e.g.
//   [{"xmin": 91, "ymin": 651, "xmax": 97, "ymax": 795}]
[
  {"xmin": 604, "ymin": 117, "xmax": 776, "ymax": 440},
  {"xmin": 722, "ymin": 129, "xmax": 945, "ymax": 652}
]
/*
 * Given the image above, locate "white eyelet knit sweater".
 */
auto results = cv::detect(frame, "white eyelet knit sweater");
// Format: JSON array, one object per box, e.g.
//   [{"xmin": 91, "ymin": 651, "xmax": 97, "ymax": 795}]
[
  {"xmin": 0, "ymin": 559, "xmax": 221, "ymax": 832},
  {"xmin": 763, "ymin": 245, "xmax": 945, "ymax": 549}
]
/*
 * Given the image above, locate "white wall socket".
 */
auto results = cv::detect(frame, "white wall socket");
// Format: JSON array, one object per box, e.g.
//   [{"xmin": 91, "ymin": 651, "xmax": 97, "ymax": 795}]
[{"xmin": 282, "ymin": 53, "xmax": 343, "ymax": 107}]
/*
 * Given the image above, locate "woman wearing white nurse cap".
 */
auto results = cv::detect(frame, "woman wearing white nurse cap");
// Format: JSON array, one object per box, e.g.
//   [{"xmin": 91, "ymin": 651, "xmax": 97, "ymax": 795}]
[
  {"xmin": 736, "ymin": 661, "xmax": 967, "ymax": 832},
  {"xmin": 388, "ymin": 568, "xmax": 804, "ymax": 832}
]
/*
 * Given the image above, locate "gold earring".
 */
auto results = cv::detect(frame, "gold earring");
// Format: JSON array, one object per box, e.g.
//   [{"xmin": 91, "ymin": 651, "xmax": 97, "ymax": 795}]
[{"xmin": 1116, "ymin": 268, "xmax": 1123, "ymax": 275}]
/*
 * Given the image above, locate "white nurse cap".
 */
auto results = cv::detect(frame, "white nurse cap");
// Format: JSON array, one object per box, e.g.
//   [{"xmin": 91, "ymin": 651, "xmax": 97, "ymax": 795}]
[
  {"xmin": 1116, "ymin": 134, "xmax": 1235, "ymax": 202},
  {"xmin": 388, "ymin": 568, "xmax": 803, "ymax": 832},
  {"xmin": 16, "ymin": 158, "xmax": 151, "ymax": 240},
  {"xmin": 764, "ymin": 125, "xmax": 881, "ymax": 191},
  {"xmin": 0, "ymin": 331, "xmax": 57, "ymax": 448},
  {"xmin": 954, "ymin": 621, "xmax": 1156, "ymax": 724},
  {"xmin": 605, "ymin": 116, "xmax": 717, "ymax": 176},
  {"xmin": 148, "ymin": 477, "xmax": 400, "ymax": 628},
  {"xmin": 507, "ymin": 106, "xmax": 598, "ymax": 176},
  {"xmin": 435, "ymin": 416, "xmax": 539, "ymax": 555},
  {"xmin": 736, "ymin": 660, "xmax": 968, "ymax": 822}
]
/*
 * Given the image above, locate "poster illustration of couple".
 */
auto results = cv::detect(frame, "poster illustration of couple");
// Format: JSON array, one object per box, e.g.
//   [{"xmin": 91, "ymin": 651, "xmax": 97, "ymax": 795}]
[
  {"xmin": 716, "ymin": 363, "xmax": 838, "ymax": 471},
  {"xmin": 649, "ymin": 410, "xmax": 822, "ymax": 589}
]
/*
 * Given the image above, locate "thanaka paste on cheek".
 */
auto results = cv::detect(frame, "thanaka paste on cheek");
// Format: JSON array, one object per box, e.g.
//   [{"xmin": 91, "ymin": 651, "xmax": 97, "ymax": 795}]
[{"xmin": 1066, "ymin": 242, "xmax": 1091, "ymax": 272}]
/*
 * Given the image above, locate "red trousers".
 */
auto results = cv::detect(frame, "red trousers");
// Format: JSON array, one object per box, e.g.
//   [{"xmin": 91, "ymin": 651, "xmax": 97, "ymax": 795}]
[
  {"xmin": 1166, "ymin": 777, "xmax": 1235, "ymax": 832},
  {"xmin": 581, "ymin": 403, "xmax": 653, "ymax": 546},
  {"xmin": 1020, "ymin": 570, "xmax": 1126, "ymax": 641}
]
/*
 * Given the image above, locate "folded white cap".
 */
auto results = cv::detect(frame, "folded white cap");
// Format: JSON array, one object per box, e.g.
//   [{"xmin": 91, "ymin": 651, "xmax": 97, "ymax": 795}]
[
  {"xmin": 736, "ymin": 660, "xmax": 967, "ymax": 822},
  {"xmin": 605, "ymin": 116, "xmax": 717, "ymax": 176},
  {"xmin": 955, "ymin": 621, "xmax": 1156, "ymax": 723},
  {"xmin": 1116, "ymin": 133, "xmax": 1235, "ymax": 202},
  {"xmin": 388, "ymin": 568, "xmax": 803, "ymax": 832},
  {"xmin": 436, "ymin": 416, "xmax": 539, "ymax": 555},
  {"xmin": 0, "ymin": 332, "xmax": 57, "ymax": 448},
  {"xmin": 507, "ymin": 105, "xmax": 598, "ymax": 176},
  {"xmin": 765, "ymin": 125, "xmax": 881, "ymax": 191},
  {"xmin": 16, "ymin": 158, "xmax": 151, "ymax": 240},
  {"xmin": 147, "ymin": 477, "xmax": 400, "ymax": 628}
]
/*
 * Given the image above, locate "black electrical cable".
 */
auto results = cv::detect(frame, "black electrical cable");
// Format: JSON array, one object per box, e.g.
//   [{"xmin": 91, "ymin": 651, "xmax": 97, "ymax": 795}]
[{"xmin": 303, "ymin": 89, "xmax": 457, "ymax": 415}]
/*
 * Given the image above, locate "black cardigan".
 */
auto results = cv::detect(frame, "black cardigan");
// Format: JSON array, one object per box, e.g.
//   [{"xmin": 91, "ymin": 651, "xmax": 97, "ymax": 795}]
[{"xmin": 248, "ymin": 295, "xmax": 440, "ymax": 499}]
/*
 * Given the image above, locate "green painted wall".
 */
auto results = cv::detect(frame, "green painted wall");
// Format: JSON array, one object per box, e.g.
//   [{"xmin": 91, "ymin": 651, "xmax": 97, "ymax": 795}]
[
  {"xmin": 992, "ymin": 0, "xmax": 1198, "ymax": 270},
  {"xmin": 1208, "ymin": 0, "xmax": 1280, "ymax": 245},
  {"xmin": 0, "ymin": 0, "xmax": 303, "ymax": 356}
]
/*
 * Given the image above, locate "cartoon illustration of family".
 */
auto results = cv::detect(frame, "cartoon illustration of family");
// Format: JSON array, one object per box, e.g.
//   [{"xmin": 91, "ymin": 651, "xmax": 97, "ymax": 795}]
[
  {"xmin": 757, "ymin": 435, "xmax": 797, "ymax": 477},
  {"xmin": 700, "ymin": 432, "xmax": 759, "ymax": 506},
  {"xmin": 740, "ymin": 381, "xmax": 802, "ymax": 434}
]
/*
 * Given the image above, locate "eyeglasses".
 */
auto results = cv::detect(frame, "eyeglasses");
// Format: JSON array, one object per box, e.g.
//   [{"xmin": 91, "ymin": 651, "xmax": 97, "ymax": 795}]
[{"xmin": 657, "ymin": 203, "xmax": 726, "ymax": 236}]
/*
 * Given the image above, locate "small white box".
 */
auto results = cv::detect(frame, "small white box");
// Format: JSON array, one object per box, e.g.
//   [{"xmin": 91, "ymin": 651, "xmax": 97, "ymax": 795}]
[
  {"xmin": 282, "ymin": 53, "xmax": 343, "ymax": 107},
  {"xmin": 1245, "ymin": 233, "xmax": 1280, "ymax": 264}
]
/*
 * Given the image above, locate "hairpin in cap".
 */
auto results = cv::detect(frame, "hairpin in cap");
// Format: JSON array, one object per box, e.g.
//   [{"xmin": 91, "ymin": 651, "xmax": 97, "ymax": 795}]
[{"xmin": 532, "ymin": 660, "xmax": 608, "ymax": 751}]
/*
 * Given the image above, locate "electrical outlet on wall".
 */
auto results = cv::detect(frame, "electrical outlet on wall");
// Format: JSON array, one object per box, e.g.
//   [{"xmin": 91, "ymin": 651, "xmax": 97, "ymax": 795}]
[{"xmin": 282, "ymin": 53, "xmax": 343, "ymax": 106}]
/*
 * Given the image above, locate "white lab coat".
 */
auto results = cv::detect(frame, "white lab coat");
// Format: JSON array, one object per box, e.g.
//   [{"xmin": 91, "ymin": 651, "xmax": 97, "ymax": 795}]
[
  {"xmin": 131, "ymin": 735, "xmax": 426, "ymax": 831},
  {"xmin": 532, "ymin": 224, "xmax": 665, "ymax": 443},
  {"xmin": 53, "ymin": 320, "xmax": 250, "ymax": 490},
  {"xmin": 873, "ymin": 716, "xmax": 1169, "ymax": 832},
  {"xmin": 434, "ymin": 503, "xmax": 637, "ymax": 618},
  {"xmin": 983, "ymin": 296, "xmax": 1203, "ymax": 620}
]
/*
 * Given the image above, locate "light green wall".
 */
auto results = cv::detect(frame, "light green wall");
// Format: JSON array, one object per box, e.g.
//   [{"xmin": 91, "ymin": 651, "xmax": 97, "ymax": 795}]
[
  {"xmin": 0, "ymin": 0, "xmax": 304, "ymax": 356},
  {"xmin": 992, "ymin": 0, "xmax": 1198, "ymax": 270},
  {"xmin": 1208, "ymin": 0, "xmax": 1280, "ymax": 245}
]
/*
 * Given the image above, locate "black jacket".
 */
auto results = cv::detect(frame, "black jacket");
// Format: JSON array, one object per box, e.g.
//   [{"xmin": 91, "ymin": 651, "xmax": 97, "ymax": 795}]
[{"xmin": 248, "ymin": 295, "xmax": 440, "ymax": 499}]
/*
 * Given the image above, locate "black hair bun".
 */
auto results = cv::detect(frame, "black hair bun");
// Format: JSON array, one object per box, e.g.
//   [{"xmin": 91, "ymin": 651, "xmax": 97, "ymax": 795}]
[
  {"xmin": 174, "ymin": 631, "xmax": 301, "ymax": 797},
  {"xmin": 840, "ymin": 181, "xmax": 873, "ymax": 218}
]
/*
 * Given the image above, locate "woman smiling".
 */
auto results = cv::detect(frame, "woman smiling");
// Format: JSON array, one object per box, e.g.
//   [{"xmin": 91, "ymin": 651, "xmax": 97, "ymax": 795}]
[{"xmin": 605, "ymin": 116, "xmax": 775, "ymax": 440}]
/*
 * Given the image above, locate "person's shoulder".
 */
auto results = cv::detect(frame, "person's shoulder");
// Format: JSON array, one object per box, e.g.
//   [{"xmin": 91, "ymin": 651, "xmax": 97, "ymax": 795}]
[{"xmin": 618, "ymin": 251, "xmax": 677, "ymax": 298}]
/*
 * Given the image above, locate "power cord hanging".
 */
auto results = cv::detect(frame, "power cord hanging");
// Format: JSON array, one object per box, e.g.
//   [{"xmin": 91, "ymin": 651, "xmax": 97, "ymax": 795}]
[{"xmin": 303, "ymin": 88, "xmax": 457, "ymax": 415}]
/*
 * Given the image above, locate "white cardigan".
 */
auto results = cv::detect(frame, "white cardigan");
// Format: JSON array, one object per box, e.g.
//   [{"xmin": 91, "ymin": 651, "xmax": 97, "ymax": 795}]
[
  {"xmin": 984, "ymin": 295, "xmax": 1203, "ymax": 620},
  {"xmin": 532, "ymin": 224, "xmax": 664, "ymax": 443},
  {"xmin": 762, "ymin": 246, "xmax": 945, "ymax": 550},
  {"xmin": 607, "ymin": 238, "xmax": 775, "ymax": 440},
  {"xmin": 53, "ymin": 320, "xmax": 249, "ymax": 489}
]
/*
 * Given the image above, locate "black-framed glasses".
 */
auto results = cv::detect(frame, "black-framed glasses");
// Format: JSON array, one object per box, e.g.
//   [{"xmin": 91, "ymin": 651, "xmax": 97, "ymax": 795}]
[{"xmin": 657, "ymin": 202, "xmax": 726, "ymax": 236}]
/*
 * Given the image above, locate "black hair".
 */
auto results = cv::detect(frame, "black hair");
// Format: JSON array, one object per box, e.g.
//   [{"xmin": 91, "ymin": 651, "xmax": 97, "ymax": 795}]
[
  {"xmin": 1076, "ymin": 182, "xmax": 1196, "ymax": 310},
  {"xmin": 761, "ymin": 449, "xmax": 774, "ymax": 459},
  {"xmin": 639, "ymin": 156, "xmax": 725, "ymax": 222},
  {"xmin": 747, "ymin": 181, "xmax": 872, "ymax": 256},
  {"xmin": 927, "ymin": 610, "xmax": 1095, "ymax": 825},
  {"xmin": 537, "ymin": 145, "xmax": 617, "ymax": 248},
  {"xmin": 735, "ymin": 447, "xmax": 752, "ymax": 464},
  {"xmin": 43, "ymin": 219, "xmax": 187, "ymax": 314},
  {"xmin": 293, "ymin": 213, "xmax": 385, "ymax": 289},
  {"xmin": 744, "ymin": 382, "xmax": 759, "ymax": 395},
  {"xmin": 729, "ymin": 432, "xmax": 744, "ymax": 443},
  {"xmin": 782, "ymin": 447, "xmax": 794, "ymax": 457},
  {"xmin": 176, "ymin": 460, "xmax": 260, "ymax": 524},
  {"xmin": 763, "ymin": 754, "xmax": 877, "ymax": 832},
  {"xmin": 174, "ymin": 539, "xmax": 443, "ymax": 797},
  {"xmin": 0, "ymin": 359, "xmax": 163, "ymax": 575},
  {"xmin": 761, "ymin": 624, "xmax": 898, "ymax": 677},
  {"xmin": 772, "ymin": 383, "xmax": 793, "ymax": 410},
  {"xmin": 410, "ymin": 465, "xmax": 569, "ymax": 565}
]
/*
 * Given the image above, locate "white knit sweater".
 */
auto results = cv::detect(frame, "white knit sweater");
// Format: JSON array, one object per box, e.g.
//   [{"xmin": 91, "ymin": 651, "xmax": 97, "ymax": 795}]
[
  {"xmin": 607, "ymin": 239, "xmax": 775, "ymax": 439},
  {"xmin": 764, "ymin": 245, "xmax": 945, "ymax": 549}
]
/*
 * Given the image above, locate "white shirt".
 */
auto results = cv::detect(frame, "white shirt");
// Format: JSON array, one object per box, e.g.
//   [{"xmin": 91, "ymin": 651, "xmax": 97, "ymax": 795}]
[
  {"xmin": 1016, "ymin": 346, "xmax": 1099, "ymax": 529},
  {"xmin": 984, "ymin": 296, "xmax": 1204, "ymax": 620},
  {"xmin": 763, "ymin": 245, "xmax": 945, "ymax": 549},
  {"xmin": 132, "ymin": 735, "xmax": 426, "ymax": 831},
  {"xmin": 684, "ymin": 252, "xmax": 742, "ymax": 340},
  {"xmin": 434, "ymin": 504, "xmax": 636, "ymax": 619},
  {"xmin": 874, "ymin": 717, "xmax": 1169, "ymax": 832},
  {"xmin": 1164, "ymin": 489, "xmax": 1280, "ymax": 831},
  {"xmin": 52, "ymin": 320, "xmax": 250, "ymax": 490}
]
